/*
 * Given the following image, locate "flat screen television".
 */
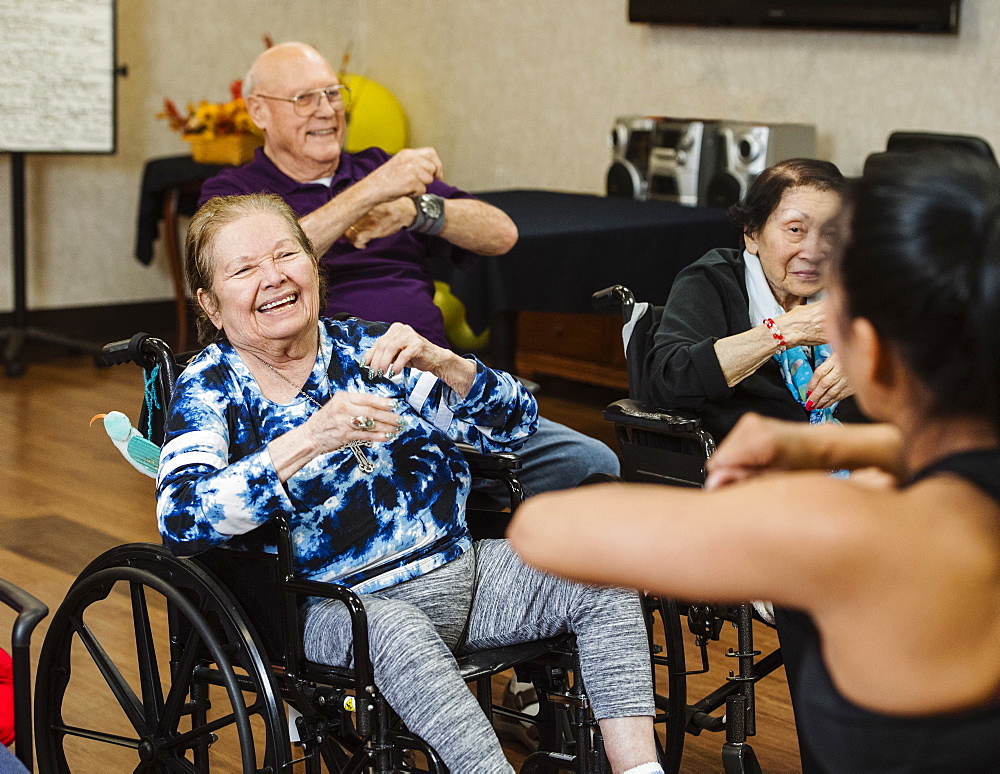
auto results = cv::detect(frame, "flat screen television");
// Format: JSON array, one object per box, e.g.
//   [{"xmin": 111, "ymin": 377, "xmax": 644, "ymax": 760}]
[{"xmin": 628, "ymin": 0, "xmax": 961, "ymax": 34}]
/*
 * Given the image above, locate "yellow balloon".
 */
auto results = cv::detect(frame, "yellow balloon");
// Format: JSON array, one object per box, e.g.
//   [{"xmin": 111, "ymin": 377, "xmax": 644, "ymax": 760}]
[
  {"xmin": 341, "ymin": 73, "xmax": 409, "ymax": 154},
  {"xmin": 433, "ymin": 281, "xmax": 490, "ymax": 352}
]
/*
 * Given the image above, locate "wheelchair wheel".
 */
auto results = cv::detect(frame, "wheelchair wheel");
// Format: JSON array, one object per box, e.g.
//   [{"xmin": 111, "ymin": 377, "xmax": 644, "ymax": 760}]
[
  {"xmin": 34, "ymin": 543, "xmax": 289, "ymax": 773},
  {"xmin": 647, "ymin": 596, "xmax": 689, "ymax": 774}
]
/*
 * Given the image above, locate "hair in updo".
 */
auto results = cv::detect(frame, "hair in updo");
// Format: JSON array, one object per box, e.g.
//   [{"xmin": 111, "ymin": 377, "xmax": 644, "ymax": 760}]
[
  {"xmin": 185, "ymin": 193, "xmax": 327, "ymax": 346},
  {"xmin": 842, "ymin": 151, "xmax": 1000, "ymax": 430},
  {"xmin": 729, "ymin": 158, "xmax": 847, "ymax": 247}
]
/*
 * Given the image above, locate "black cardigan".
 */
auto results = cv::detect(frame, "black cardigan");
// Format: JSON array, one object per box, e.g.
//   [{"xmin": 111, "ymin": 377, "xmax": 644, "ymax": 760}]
[{"xmin": 644, "ymin": 248, "xmax": 860, "ymax": 441}]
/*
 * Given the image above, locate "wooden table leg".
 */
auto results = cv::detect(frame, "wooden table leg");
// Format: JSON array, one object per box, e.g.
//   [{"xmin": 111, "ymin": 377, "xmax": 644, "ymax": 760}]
[{"xmin": 161, "ymin": 186, "xmax": 187, "ymax": 352}]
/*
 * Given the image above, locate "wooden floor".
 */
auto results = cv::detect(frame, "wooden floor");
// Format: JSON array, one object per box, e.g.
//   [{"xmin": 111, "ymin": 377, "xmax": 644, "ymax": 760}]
[{"xmin": 0, "ymin": 347, "xmax": 802, "ymax": 772}]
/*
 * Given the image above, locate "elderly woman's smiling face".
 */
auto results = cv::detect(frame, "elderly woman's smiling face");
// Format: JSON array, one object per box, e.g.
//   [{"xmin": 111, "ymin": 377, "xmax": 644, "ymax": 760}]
[
  {"xmin": 196, "ymin": 211, "xmax": 320, "ymax": 354},
  {"xmin": 746, "ymin": 185, "xmax": 844, "ymax": 310}
]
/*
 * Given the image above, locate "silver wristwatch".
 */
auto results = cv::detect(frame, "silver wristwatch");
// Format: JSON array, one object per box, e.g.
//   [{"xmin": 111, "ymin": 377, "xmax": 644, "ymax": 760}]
[{"xmin": 407, "ymin": 193, "xmax": 446, "ymax": 236}]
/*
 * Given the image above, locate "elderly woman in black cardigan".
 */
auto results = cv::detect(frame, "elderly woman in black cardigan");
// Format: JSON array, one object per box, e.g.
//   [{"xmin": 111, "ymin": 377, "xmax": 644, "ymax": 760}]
[{"xmin": 644, "ymin": 158, "xmax": 858, "ymax": 441}]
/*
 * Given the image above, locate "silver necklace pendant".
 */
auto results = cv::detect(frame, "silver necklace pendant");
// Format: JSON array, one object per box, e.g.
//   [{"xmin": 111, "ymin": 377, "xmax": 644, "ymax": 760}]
[{"xmin": 345, "ymin": 440, "xmax": 376, "ymax": 473}]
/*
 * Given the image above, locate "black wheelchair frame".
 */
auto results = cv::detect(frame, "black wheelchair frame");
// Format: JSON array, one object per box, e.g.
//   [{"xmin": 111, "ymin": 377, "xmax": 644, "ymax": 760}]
[
  {"xmin": 27, "ymin": 332, "xmax": 614, "ymax": 773},
  {"xmin": 593, "ymin": 286, "xmax": 784, "ymax": 774}
]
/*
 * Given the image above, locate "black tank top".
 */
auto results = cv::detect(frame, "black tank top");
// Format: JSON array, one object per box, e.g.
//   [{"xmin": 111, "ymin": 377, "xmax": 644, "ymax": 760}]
[{"xmin": 776, "ymin": 448, "xmax": 1000, "ymax": 774}]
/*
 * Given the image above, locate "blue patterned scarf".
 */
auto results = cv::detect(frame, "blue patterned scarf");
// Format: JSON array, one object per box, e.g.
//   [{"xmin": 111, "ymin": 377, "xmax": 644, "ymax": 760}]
[
  {"xmin": 776, "ymin": 343, "xmax": 838, "ymax": 425},
  {"xmin": 742, "ymin": 250, "xmax": 839, "ymax": 425}
]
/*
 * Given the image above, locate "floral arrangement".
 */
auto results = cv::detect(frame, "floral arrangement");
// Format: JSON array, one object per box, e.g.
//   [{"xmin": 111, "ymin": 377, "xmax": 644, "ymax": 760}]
[
  {"xmin": 158, "ymin": 79, "xmax": 263, "ymax": 164},
  {"xmin": 158, "ymin": 80, "xmax": 261, "ymax": 140}
]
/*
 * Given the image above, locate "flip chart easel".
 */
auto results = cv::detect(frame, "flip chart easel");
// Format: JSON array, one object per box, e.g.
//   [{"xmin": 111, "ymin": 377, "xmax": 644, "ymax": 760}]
[{"xmin": 0, "ymin": 0, "xmax": 120, "ymax": 376}]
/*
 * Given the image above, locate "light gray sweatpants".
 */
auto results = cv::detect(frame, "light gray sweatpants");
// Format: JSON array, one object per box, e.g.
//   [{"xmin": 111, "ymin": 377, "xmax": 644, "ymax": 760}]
[{"xmin": 303, "ymin": 539, "xmax": 654, "ymax": 773}]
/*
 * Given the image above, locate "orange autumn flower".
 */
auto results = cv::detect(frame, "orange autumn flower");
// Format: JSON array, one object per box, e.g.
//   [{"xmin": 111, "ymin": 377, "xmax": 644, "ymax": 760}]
[{"xmin": 157, "ymin": 80, "xmax": 262, "ymax": 140}]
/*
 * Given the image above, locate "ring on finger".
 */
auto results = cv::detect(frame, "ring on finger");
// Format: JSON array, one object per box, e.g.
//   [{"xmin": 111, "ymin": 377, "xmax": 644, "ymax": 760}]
[
  {"xmin": 363, "ymin": 417, "xmax": 376, "ymax": 430},
  {"xmin": 350, "ymin": 415, "xmax": 367, "ymax": 429}
]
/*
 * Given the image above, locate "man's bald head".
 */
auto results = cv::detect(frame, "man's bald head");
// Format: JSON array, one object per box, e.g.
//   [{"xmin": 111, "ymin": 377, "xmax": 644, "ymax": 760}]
[{"xmin": 243, "ymin": 42, "xmax": 334, "ymax": 97}]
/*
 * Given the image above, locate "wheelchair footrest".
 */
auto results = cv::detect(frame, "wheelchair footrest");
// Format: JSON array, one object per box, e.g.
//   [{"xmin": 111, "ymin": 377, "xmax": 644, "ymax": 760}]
[{"xmin": 687, "ymin": 707, "xmax": 726, "ymax": 734}]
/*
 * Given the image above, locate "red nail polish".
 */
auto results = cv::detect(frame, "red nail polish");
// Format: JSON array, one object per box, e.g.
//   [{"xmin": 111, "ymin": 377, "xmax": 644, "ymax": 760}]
[
  {"xmin": 806, "ymin": 390, "xmax": 812, "ymax": 397},
  {"xmin": 805, "ymin": 400, "xmax": 814, "ymax": 410}
]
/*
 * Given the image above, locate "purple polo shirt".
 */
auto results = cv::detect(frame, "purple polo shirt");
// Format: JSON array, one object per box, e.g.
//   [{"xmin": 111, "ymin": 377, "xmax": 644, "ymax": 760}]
[{"xmin": 199, "ymin": 146, "xmax": 478, "ymax": 348}]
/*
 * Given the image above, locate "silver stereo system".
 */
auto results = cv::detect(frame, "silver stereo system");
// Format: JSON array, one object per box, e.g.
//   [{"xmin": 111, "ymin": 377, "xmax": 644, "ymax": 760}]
[
  {"xmin": 607, "ymin": 116, "xmax": 719, "ymax": 206},
  {"xmin": 704, "ymin": 121, "xmax": 817, "ymax": 208},
  {"xmin": 607, "ymin": 117, "xmax": 816, "ymax": 208},
  {"xmin": 646, "ymin": 119, "xmax": 719, "ymax": 206},
  {"xmin": 606, "ymin": 115, "xmax": 657, "ymax": 201}
]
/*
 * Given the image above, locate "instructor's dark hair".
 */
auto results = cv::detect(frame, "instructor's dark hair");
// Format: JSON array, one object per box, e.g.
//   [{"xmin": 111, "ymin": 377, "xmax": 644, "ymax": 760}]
[
  {"xmin": 842, "ymin": 151, "xmax": 1000, "ymax": 431},
  {"xmin": 729, "ymin": 158, "xmax": 847, "ymax": 247}
]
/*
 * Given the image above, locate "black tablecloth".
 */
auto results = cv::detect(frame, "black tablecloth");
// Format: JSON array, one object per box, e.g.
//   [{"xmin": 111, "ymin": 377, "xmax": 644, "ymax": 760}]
[
  {"xmin": 440, "ymin": 190, "xmax": 741, "ymax": 333},
  {"xmin": 137, "ymin": 175, "xmax": 739, "ymax": 327},
  {"xmin": 135, "ymin": 155, "xmax": 228, "ymax": 265}
]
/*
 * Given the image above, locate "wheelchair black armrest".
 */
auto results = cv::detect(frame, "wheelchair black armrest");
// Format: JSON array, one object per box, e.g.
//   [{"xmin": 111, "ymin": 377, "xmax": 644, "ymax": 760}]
[
  {"xmin": 0, "ymin": 578, "xmax": 48, "ymax": 770},
  {"xmin": 604, "ymin": 398, "xmax": 705, "ymax": 434},
  {"xmin": 456, "ymin": 443, "xmax": 522, "ymax": 473},
  {"xmin": 283, "ymin": 577, "xmax": 372, "ymax": 683},
  {"xmin": 266, "ymin": 517, "xmax": 378, "ymax": 731},
  {"xmin": 0, "ymin": 579, "xmax": 48, "ymax": 652},
  {"xmin": 457, "ymin": 444, "xmax": 524, "ymax": 515}
]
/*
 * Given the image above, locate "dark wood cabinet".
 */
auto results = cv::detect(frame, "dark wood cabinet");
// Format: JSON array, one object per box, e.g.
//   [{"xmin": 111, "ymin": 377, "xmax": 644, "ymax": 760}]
[{"xmin": 516, "ymin": 311, "xmax": 627, "ymax": 391}]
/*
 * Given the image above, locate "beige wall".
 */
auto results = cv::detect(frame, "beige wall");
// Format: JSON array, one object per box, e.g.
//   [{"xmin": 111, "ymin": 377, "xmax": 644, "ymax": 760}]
[{"xmin": 1, "ymin": 0, "xmax": 998, "ymax": 312}]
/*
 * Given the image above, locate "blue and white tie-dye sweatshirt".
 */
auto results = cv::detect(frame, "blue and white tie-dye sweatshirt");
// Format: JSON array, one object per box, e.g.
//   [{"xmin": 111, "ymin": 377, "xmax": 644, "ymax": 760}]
[{"xmin": 156, "ymin": 317, "xmax": 538, "ymax": 594}]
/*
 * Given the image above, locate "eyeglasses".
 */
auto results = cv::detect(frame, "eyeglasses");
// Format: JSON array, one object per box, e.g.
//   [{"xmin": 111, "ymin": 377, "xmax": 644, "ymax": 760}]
[{"xmin": 256, "ymin": 85, "xmax": 352, "ymax": 117}]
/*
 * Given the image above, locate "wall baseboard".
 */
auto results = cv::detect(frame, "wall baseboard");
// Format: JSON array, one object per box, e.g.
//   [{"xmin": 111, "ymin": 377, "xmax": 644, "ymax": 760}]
[{"xmin": 0, "ymin": 300, "xmax": 193, "ymax": 352}]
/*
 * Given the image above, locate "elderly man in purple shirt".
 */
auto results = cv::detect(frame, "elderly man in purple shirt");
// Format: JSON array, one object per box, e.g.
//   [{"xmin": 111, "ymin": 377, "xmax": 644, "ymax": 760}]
[{"xmin": 199, "ymin": 42, "xmax": 620, "ymax": 500}]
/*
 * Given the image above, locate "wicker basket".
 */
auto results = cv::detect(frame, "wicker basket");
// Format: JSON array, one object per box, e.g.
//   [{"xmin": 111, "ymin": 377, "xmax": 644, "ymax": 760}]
[{"xmin": 185, "ymin": 133, "xmax": 262, "ymax": 166}]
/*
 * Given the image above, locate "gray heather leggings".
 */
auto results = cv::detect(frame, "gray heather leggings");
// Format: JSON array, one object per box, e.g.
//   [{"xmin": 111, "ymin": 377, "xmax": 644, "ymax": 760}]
[{"xmin": 302, "ymin": 539, "xmax": 654, "ymax": 773}]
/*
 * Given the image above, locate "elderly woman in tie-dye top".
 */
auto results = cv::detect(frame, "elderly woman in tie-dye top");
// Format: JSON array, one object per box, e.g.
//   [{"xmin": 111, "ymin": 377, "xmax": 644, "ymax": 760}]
[{"xmin": 156, "ymin": 194, "xmax": 659, "ymax": 773}]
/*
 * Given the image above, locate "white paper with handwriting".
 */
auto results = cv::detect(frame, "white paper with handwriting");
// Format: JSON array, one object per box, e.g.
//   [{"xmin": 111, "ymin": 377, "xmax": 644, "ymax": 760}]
[{"xmin": 0, "ymin": 0, "xmax": 115, "ymax": 153}]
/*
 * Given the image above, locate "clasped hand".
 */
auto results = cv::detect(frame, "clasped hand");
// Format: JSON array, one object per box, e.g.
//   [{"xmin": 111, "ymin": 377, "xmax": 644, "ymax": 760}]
[
  {"xmin": 363, "ymin": 322, "xmax": 460, "ymax": 380},
  {"xmin": 704, "ymin": 413, "xmax": 898, "ymax": 492},
  {"xmin": 775, "ymin": 301, "xmax": 852, "ymax": 409},
  {"xmin": 775, "ymin": 300, "xmax": 827, "ymax": 349},
  {"xmin": 304, "ymin": 391, "xmax": 402, "ymax": 454},
  {"xmin": 806, "ymin": 352, "xmax": 852, "ymax": 410},
  {"xmin": 345, "ymin": 197, "xmax": 418, "ymax": 248},
  {"xmin": 305, "ymin": 323, "xmax": 472, "ymax": 454},
  {"xmin": 345, "ymin": 148, "xmax": 443, "ymax": 248},
  {"xmin": 703, "ymin": 414, "xmax": 799, "ymax": 490}
]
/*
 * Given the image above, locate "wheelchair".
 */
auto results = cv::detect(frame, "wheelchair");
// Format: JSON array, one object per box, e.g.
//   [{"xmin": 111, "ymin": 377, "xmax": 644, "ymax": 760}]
[
  {"xmin": 592, "ymin": 286, "xmax": 784, "ymax": 774},
  {"xmin": 29, "ymin": 332, "xmax": 614, "ymax": 773}
]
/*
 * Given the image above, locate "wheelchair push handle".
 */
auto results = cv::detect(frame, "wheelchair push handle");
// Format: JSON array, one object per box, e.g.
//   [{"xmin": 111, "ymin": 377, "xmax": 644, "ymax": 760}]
[
  {"xmin": 98, "ymin": 336, "xmax": 135, "ymax": 366},
  {"xmin": 99, "ymin": 332, "xmax": 173, "ymax": 369},
  {"xmin": 591, "ymin": 285, "xmax": 636, "ymax": 320}
]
